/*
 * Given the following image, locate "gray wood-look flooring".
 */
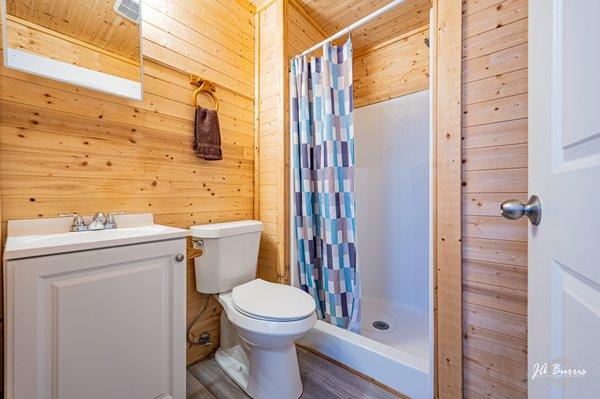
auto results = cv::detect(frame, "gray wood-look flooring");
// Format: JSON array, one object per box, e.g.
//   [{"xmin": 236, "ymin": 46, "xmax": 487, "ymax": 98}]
[{"xmin": 187, "ymin": 346, "xmax": 402, "ymax": 399}]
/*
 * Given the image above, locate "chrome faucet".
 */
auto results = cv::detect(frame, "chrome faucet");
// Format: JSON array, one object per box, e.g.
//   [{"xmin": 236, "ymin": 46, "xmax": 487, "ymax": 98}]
[{"xmin": 60, "ymin": 211, "xmax": 124, "ymax": 232}]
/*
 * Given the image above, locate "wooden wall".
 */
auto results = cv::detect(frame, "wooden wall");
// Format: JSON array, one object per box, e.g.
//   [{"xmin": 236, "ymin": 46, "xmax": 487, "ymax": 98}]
[
  {"xmin": 353, "ymin": 26, "xmax": 430, "ymax": 108},
  {"xmin": 0, "ymin": 0, "xmax": 256, "ymax": 368},
  {"xmin": 255, "ymin": 0, "xmax": 325, "ymax": 284},
  {"xmin": 256, "ymin": 0, "xmax": 285, "ymax": 283},
  {"xmin": 432, "ymin": 0, "xmax": 464, "ymax": 396},
  {"xmin": 461, "ymin": 0, "xmax": 528, "ymax": 397},
  {"xmin": 293, "ymin": 0, "xmax": 431, "ymax": 52},
  {"xmin": 287, "ymin": 1, "xmax": 325, "ymax": 59}
]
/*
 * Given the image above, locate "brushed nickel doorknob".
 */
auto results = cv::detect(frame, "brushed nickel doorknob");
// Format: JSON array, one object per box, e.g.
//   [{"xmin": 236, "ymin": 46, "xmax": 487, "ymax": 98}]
[
  {"xmin": 501, "ymin": 195, "xmax": 541, "ymax": 225},
  {"xmin": 175, "ymin": 254, "xmax": 185, "ymax": 262}
]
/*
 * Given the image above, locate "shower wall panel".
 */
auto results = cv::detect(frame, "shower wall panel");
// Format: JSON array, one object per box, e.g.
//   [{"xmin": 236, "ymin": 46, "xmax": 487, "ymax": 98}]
[{"xmin": 354, "ymin": 90, "xmax": 430, "ymax": 314}]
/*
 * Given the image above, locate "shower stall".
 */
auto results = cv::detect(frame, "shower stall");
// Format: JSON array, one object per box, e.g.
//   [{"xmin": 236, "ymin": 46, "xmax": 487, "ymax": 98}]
[
  {"xmin": 292, "ymin": 90, "xmax": 433, "ymax": 398},
  {"xmin": 288, "ymin": 2, "xmax": 434, "ymax": 398},
  {"xmin": 354, "ymin": 89, "xmax": 430, "ymax": 357}
]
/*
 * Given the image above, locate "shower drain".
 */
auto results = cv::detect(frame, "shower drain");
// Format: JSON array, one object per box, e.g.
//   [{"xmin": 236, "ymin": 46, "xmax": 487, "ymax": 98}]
[{"xmin": 372, "ymin": 320, "xmax": 390, "ymax": 330}]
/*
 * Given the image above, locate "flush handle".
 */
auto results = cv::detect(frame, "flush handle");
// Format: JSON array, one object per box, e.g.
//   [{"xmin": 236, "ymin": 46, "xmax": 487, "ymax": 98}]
[{"xmin": 500, "ymin": 195, "xmax": 541, "ymax": 225}]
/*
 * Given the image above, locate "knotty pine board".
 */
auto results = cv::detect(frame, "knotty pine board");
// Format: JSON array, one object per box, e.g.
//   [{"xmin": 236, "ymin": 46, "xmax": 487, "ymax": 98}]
[
  {"xmin": 0, "ymin": 0, "xmax": 256, "ymax": 370},
  {"xmin": 353, "ymin": 26, "xmax": 430, "ymax": 108},
  {"xmin": 461, "ymin": 0, "xmax": 528, "ymax": 396}
]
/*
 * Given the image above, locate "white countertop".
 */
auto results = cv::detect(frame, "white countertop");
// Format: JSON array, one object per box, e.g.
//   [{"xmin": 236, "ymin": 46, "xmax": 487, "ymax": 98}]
[{"xmin": 4, "ymin": 213, "xmax": 189, "ymax": 260}]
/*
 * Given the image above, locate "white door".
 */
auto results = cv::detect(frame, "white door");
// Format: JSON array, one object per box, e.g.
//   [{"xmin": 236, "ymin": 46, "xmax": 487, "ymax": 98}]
[
  {"xmin": 5, "ymin": 239, "xmax": 186, "ymax": 399},
  {"xmin": 528, "ymin": 0, "xmax": 600, "ymax": 397}
]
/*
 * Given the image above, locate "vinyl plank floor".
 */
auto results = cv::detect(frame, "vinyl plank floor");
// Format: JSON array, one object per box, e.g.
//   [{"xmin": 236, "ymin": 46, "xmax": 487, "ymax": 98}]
[{"xmin": 187, "ymin": 346, "xmax": 403, "ymax": 399}]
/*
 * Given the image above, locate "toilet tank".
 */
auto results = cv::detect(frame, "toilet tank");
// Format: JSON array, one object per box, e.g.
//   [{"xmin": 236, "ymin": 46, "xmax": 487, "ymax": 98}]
[{"xmin": 190, "ymin": 220, "xmax": 263, "ymax": 294}]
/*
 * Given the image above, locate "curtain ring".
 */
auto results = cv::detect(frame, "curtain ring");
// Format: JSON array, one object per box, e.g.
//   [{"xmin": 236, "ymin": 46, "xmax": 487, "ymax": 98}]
[{"xmin": 192, "ymin": 81, "xmax": 219, "ymax": 112}]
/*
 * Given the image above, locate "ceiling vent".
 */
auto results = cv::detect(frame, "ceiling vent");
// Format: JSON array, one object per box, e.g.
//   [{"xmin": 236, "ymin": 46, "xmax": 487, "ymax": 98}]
[{"xmin": 114, "ymin": 0, "xmax": 141, "ymax": 24}]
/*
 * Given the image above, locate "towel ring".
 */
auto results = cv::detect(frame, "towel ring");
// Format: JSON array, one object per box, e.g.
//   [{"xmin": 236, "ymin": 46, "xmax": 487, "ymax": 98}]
[{"xmin": 192, "ymin": 81, "xmax": 219, "ymax": 112}]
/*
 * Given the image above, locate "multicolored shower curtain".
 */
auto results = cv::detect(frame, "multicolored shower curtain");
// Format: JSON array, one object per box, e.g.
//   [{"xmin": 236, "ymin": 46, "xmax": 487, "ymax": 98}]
[{"xmin": 290, "ymin": 39, "xmax": 360, "ymax": 331}]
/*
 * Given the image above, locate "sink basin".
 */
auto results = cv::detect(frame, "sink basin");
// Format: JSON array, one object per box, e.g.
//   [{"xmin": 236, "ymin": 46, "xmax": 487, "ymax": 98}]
[{"xmin": 4, "ymin": 214, "xmax": 189, "ymax": 260}]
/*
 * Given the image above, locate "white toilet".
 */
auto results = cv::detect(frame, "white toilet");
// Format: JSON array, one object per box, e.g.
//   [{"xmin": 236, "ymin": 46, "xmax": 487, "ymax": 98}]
[{"xmin": 190, "ymin": 220, "xmax": 316, "ymax": 399}]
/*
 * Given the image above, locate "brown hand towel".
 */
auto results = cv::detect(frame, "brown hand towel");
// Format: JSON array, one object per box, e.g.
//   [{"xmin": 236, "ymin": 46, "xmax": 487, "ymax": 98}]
[{"xmin": 194, "ymin": 107, "xmax": 223, "ymax": 160}]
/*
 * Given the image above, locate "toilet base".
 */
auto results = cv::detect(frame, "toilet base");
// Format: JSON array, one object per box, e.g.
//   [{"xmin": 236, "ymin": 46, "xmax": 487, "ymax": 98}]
[
  {"xmin": 215, "ymin": 343, "xmax": 303, "ymax": 399},
  {"xmin": 215, "ymin": 345, "xmax": 250, "ymax": 393}
]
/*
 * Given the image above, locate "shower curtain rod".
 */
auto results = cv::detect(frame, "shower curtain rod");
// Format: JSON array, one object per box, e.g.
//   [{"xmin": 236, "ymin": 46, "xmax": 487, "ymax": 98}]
[{"xmin": 295, "ymin": 0, "xmax": 409, "ymax": 57}]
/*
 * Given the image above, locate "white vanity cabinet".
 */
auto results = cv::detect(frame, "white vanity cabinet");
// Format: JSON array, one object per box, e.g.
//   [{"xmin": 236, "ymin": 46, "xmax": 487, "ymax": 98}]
[{"xmin": 3, "ymin": 214, "xmax": 188, "ymax": 399}]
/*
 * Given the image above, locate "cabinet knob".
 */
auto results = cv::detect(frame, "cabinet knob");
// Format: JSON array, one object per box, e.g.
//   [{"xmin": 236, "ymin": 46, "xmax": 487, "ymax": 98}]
[{"xmin": 175, "ymin": 254, "xmax": 185, "ymax": 262}]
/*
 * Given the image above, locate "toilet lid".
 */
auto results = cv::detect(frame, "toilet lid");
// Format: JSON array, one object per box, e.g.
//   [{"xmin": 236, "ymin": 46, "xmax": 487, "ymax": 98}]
[{"xmin": 232, "ymin": 279, "xmax": 316, "ymax": 321}]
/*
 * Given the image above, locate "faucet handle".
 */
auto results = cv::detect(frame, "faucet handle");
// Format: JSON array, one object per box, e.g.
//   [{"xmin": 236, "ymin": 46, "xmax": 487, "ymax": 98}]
[
  {"xmin": 105, "ymin": 212, "xmax": 117, "ymax": 229},
  {"xmin": 105, "ymin": 211, "xmax": 125, "ymax": 229},
  {"xmin": 87, "ymin": 212, "xmax": 106, "ymax": 231},
  {"xmin": 59, "ymin": 213, "xmax": 87, "ymax": 232}
]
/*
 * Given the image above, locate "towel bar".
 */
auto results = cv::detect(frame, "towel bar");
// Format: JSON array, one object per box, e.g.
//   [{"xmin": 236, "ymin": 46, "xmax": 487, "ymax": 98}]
[{"xmin": 190, "ymin": 75, "xmax": 219, "ymax": 112}]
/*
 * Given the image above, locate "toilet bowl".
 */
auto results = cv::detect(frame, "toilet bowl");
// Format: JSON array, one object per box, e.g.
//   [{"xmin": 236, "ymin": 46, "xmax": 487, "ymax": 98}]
[
  {"xmin": 190, "ymin": 221, "xmax": 316, "ymax": 399},
  {"xmin": 216, "ymin": 279, "xmax": 316, "ymax": 399}
]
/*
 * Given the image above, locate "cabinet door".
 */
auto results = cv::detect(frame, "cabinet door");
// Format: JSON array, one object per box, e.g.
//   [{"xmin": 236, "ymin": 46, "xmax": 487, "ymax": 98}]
[{"xmin": 5, "ymin": 239, "xmax": 186, "ymax": 399}]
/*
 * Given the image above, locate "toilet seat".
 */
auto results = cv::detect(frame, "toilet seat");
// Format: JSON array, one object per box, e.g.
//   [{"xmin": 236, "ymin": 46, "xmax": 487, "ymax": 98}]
[
  {"xmin": 232, "ymin": 279, "xmax": 316, "ymax": 322},
  {"xmin": 218, "ymin": 291, "xmax": 316, "ymax": 337}
]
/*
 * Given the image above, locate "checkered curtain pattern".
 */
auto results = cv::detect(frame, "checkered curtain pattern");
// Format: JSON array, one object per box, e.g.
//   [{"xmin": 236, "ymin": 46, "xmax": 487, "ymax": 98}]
[{"xmin": 290, "ymin": 39, "xmax": 360, "ymax": 329}]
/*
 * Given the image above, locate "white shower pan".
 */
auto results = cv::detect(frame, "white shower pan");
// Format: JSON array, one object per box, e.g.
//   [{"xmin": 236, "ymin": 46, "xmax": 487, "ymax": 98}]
[{"xmin": 292, "ymin": 90, "xmax": 434, "ymax": 398}]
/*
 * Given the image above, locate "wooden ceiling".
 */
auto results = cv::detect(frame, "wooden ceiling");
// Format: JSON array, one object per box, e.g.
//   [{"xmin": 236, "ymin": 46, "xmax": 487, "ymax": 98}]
[
  {"xmin": 6, "ymin": 0, "xmax": 140, "ymax": 61},
  {"xmin": 292, "ymin": 0, "xmax": 431, "ymax": 51}
]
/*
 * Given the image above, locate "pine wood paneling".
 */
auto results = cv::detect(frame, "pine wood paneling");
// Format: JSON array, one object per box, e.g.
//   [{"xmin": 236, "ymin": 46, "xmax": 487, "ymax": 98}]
[
  {"xmin": 292, "ymin": 0, "xmax": 430, "ymax": 52},
  {"xmin": 353, "ymin": 26, "xmax": 429, "ymax": 108},
  {"xmin": 463, "ymin": 118, "xmax": 527, "ymax": 149},
  {"xmin": 433, "ymin": 0, "xmax": 464, "ymax": 396},
  {"xmin": 463, "ymin": 323, "xmax": 527, "ymax": 365},
  {"xmin": 462, "ymin": 43, "xmax": 527, "ymax": 84},
  {"xmin": 463, "ymin": 280, "xmax": 527, "ymax": 315},
  {"xmin": 462, "ymin": 193, "xmax": 527, "ymax": 216},
  {"xmin": 463, "ymin": 168, "xmax": 527, "ymax": 193},
  {"xmin": 463, "ymin": 260, "xmax": 527, "ymax": 291},
  {"xmin": 463, "ymin": 237, "xmax": 527, "ymax": 267},
  {"xmin": 256, "ymin": 1, "xmax": 285, "ymax": 283},
  {"xmin": 287, "ymin": 1, "xmax": 324, "ymax": 56},
  {"xmin": 463, "ymin": 215, "xmax": 527, "ymax": 242},
  {"xmin": 464, "ymin": 303, "xmax": 526, "ymax": 343},
  {"xmin": 461, "ymin": 0, "xmax": 528, "ymax": 395},
  {"xmin": 462, "ymin": 93, "xmax": 527, "ymax": 127},
  {"xmin": 0, "ymin": 0, "xmax": 255, "ymax": 369},
  {"xmin": 255, "ymin": 0, "xmax": 326, "ymax": 284},
  {"xmin": 464, "ymin": 367, "xmax": 526, "ymax": 399},
  {"xmin": 464, "ymin": 356, "xmax": 527, "ymax": 394},
  {"xmin": 464, "ymin": 345, "xmax": 527, "ymax": 388},
  {"xmin": 6, "ymin": 0, "xmax": 141, "ymax": 61},
  {"xmin": 463, "ymin": 143, "xmax": 527, "ymax": 171},
  {"xmin": 462, "ymin": 0, "xmax": 527, "ymax": 38},
  {"xmin": 462, "ymin": 18, "xmax": 527, "ymax": 60},
  {"xmin": 462, "ymin": 68, "xmax": 527, "ymax": 105}
]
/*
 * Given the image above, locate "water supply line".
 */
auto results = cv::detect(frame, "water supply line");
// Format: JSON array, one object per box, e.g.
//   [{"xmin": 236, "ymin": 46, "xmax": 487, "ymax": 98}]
[
  {"xmin": 186, "ymin": 239, "xmax": 212, "ymax": 346},
  {"xmin": 186, "ymin": 295, "xmax": 211, "ymax": 346}
]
